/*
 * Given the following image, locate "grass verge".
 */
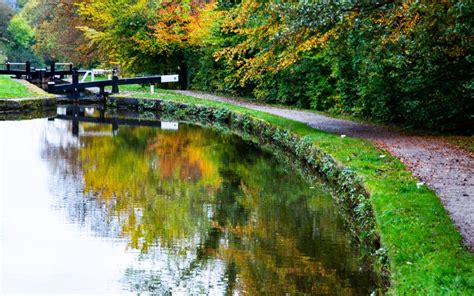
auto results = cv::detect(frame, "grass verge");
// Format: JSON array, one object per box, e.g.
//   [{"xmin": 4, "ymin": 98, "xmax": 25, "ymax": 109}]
[
  {"xmin": 0, "ymin": 75, "xmax": 35, "ymax": 98},
  {"xmin": 181, "ymin": 89, "xmax": 474, "ymax": 153},
  {"xmin": 113, "ymin": 89, "xmax": 473, "ymax": 295}
]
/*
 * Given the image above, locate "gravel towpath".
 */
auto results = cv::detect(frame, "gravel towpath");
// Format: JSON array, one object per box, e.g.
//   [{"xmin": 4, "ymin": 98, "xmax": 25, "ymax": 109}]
[{"xmin": 175, "ymin": 90, "xmax": 474, "ymax": 251}]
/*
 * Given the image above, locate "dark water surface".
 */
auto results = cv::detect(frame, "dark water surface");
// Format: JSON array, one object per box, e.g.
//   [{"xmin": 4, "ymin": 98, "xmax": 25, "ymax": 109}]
[{"xmin": 1, "ymin": 108, "xmax": 378, "ymax": 295}]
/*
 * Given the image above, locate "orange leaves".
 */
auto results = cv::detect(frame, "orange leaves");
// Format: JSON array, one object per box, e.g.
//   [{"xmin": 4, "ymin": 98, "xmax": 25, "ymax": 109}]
[
  {"xmin": 146, "ymin": 127, "xmax": 222, "ymax": 189},
  {"xmin": 187, "ymin": 2, "xmax": 221, "ymax": 46},
  {"xmin": 76, "ymin": 0, "xmax": 221, "ymax": 71},
  {"xmin": 151, "ymin": 0, "xmax": 219, "ymax": 48},
  {"xmin": 297, "ymin": 30, "xmax": 333, "ymax": 53},
  {"xmin": 213, "ymin": 1, "xmax": 341, "ymax": 89},
  {"xmin": 373, "ymin": 1, "xmax": 422, "ymax": 47},
  {"xmin": 152, "ymin": 2, "xmax": 188, "ymax": 48}
]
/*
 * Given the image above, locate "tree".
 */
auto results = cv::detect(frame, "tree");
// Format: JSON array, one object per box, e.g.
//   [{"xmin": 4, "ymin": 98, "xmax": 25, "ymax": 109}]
[
  {"xmin": 76, "ymin": 0, "xmax": 217, "ymax": 78},
  {"xmin": 33, "ymin": 0, "xmax": 97, "ymax": 65},
  {"xmin": 14, "ymin": 0, "xmax": 472, "ymax": 131},
  {"xmin": 0, "ymin": 0, "xmax": 14, "ymax": 41},
  {"xmin": 0, "ymin": 0, "xmax": 14, "ymax": 63},
  {"xmin": 191, "ymin": 0, "xmax": 473, "ymax": 131},
  {"xmin": 8, "ymin": 15, "xmax": 34, "ymax": 48}
]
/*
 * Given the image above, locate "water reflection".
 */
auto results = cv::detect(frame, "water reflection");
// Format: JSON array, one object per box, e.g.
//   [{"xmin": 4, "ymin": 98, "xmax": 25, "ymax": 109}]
[{"xmin": 2, "ymin": 108, "xmax": 378, "ymax": 294}]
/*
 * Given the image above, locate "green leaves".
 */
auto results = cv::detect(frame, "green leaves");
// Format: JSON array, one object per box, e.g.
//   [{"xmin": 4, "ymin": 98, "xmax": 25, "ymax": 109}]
[
  {"xmin": 7, "ymin": 15, "xmax": 34, "ymax": 48},
  {"xmin": 188, "ymin": 0, "xmax": 472, "ymax": 132},
  {"xmin": 11, "ymin": 0, "xmax": 470, "ymax": 131}
]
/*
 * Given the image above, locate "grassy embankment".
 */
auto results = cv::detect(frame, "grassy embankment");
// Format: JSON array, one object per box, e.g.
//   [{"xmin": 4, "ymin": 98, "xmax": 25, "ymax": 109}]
[
  {"xmin": 0, "ymin": 75, "xmax": 54, "ymax": 99},
  {"xmin": 114, "ymin": 87, "xmax": 473, "ymax": 294},
  {"xmin": 0, "ymin": 75, "xmax": 35, "ymax": 98}
]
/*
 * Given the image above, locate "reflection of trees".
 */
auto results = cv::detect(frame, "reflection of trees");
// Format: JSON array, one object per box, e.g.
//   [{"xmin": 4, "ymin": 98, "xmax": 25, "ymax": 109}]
[
  {"xmin": 78, "ymin": 125, "xmax": 223, "ymax": 253},
  {"xmin": 43, "ymin": 121, "xmax": 378, "ymax": 294}
]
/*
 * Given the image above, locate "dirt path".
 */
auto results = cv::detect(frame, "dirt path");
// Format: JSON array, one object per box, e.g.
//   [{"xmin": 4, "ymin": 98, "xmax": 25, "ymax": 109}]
[{"xmin": 175, "ymin": 90, "xmax": 474, "ymax": 251}]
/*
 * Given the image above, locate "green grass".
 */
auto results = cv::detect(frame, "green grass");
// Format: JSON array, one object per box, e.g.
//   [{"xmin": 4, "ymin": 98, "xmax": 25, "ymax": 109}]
[
  {"xmin": 100, "ymin": 83, "xmax": 153, "ymax": 93},
  {"xmin": 80, "ymin": 74, "xmax": 109, "ymax": 82},
  {"xmin": 0, "ymin": 75, "xmax": 35, "ymax": 98},
  {"xmin": 182, "ymin": 89, "xmax": 474, "ymax": 151},
  {"xmin": 119, "ymin": 83, "xmax": 156, "ymax": 92},
  {"xmin": 117, "ymin": 88, "xmax": 473, "ymax": 294}
]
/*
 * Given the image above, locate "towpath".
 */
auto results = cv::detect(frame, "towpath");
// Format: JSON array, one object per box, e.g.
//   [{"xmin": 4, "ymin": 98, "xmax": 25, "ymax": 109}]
[{"xmin": 174, "ymin": 90, "xmax": 474, "ymax": 252}]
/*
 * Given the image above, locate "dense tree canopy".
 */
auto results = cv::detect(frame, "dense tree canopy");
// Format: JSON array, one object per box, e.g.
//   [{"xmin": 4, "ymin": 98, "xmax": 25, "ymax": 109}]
[
  {"xmin": 0, "ymin": 0, "xmax": 14, "ymax": 62},
  {"xmin": 2, "ymin": 0, "xmax": 473, "ymax": 131}
]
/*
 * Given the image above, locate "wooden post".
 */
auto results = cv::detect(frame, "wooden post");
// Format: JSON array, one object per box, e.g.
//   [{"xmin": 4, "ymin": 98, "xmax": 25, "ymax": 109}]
[
  {"xmin": 48, "ymin": 82, "xmax": 55, "ymax": 93},
  {"xmin": 6, "ymin": 62, "xmax": 10, "ymax": 71},
  {"xmin": 72, "ymin": 116, "xmax": 79, "ymax": 136},
  {"xmin": 99, "ymin": 86, "xmax": 105, "ymax": 97},
  {"xmin": 50, "ymin": 62, "xmax": 56, "ymax": 80},
  {"xmin": 111, "ymin": 68, "xmax": 119, "ymax": 93},
  {"xmin": 25, "ymin": 61, "xmax": 31, "ymax": 81},
  {"xmin": 72, "ymin": 67, "xmax": 79, "ymax": 100},
  {"xmin": 39, "ymin": 69, "xmax": 44, "ymax": 85},
  {"xmin": 178, "ymin": 62, "xmax": 187, "ymax": 90},
  {"xmin": 112, "ymin": 118, "xmax": 119, "ymax": 136}
]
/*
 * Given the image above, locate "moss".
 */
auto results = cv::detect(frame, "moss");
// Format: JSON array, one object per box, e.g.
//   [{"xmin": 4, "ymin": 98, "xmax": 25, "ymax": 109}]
[
  {"xmin": 0, "ymin": 97, "xmax": 57, "ymax": 113},
  {"xmin": 0, "ymin": 109, "xmax": 56, "ymax": 121}
]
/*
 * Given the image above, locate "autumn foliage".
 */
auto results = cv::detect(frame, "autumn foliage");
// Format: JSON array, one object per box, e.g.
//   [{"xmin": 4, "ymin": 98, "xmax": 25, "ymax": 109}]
[{"xmin": 7, "ymin": 0, "xmax": 474, "ymax": 131}]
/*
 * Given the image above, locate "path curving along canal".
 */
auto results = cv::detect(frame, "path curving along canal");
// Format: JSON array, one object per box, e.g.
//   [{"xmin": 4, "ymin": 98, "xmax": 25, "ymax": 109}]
[{"xmin": 175, "ymin": 90, "xmax": 474, "ymax": 252}]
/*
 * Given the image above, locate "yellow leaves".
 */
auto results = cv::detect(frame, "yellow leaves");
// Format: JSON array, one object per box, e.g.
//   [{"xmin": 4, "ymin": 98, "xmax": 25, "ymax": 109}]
[
  {"xmin": 152, "ymin": 3, "xmax": 187, "ymax": 45},
  {"xmin": 214, "ymin": 39, "xmax": 250, "ymax": 62},
  {"xmin": 75, "ymin": 125, "xmax": 225, "ymax": 252},
  {"xmin": 76, "ymin": 26, "xmax": 101, "ymax": 41},
  {"xmin": 187, "ymin": 2, "xmax": 222, "ymax": 46},
  {"xmin": 213, "ymin": 1, "xmax": 343, "ymax": 88},
  {"xmin": 151, "ymin": 1, "xmax": 220, "ymax": 49},
  {"xmin": 301, "ymin": 30, "xmax": 333, "ymax": 51},
  {"xmin": 76, "ymin": 0, "xmax": 113, "ymax": 27}
]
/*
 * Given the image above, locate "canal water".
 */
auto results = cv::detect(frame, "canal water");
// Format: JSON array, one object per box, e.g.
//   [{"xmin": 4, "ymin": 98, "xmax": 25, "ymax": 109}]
[{"xmin": 0, "ymin": 108, "xmax": 378, "ymax": 295}]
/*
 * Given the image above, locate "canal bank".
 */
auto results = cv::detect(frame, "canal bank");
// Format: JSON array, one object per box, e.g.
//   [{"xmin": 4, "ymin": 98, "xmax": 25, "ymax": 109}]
[
  {"xmin": 1, "ymin": 80, "xmax": 472, "ymax": 293},
  {"xmin": 104, "ymin": 92, "xmax": 473, "ymax": 295},
  {"xmin": 0, "ymin": 75, "xmax": 56, "ymax": 114}
]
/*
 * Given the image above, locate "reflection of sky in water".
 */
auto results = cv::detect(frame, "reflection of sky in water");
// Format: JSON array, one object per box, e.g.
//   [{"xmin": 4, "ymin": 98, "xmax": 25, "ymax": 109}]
[
  {"xmin": 1, "ymin": 119, "xmax": 134, "ymax": 295},
  {"xmin": 1, "ymin": 116, "xmax": 379, "ymax": 295}
]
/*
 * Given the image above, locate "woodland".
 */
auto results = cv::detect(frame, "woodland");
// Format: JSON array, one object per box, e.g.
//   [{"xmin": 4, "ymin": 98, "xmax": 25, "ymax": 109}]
[{"xmin": 0, "ymin": 0, "xmax": 472, "ymax": 132}]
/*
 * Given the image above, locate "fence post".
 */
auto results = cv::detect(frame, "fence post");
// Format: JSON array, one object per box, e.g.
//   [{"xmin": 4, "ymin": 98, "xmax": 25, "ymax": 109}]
[
  {"xmin": 50, "ymin": 62, "xmax": 55, "ymax": 80},
  {"xmin": 6, "ymin": 62, "xmax": 10, "ymax": 71},
  {"xmin": 72, "ymin": 67, "xmax": 79, "ymax": 100},
  {"xmin": 39, "ymin": 69, "xmax": 44, "ymax": 85},
  {"xmin": 48, "ymin": 82, "xmax": 55, "ymax": 93},
  {"xmin": 25, "ymin": 61, "xmax": 31, "ymax": 81},
  {"xmin": 99, "ymin": 86, "xmax": 105, "ymax": 97},
  {"xmin": 111, "ymin": 68, "xmax": 119, "ymax": 93}
]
